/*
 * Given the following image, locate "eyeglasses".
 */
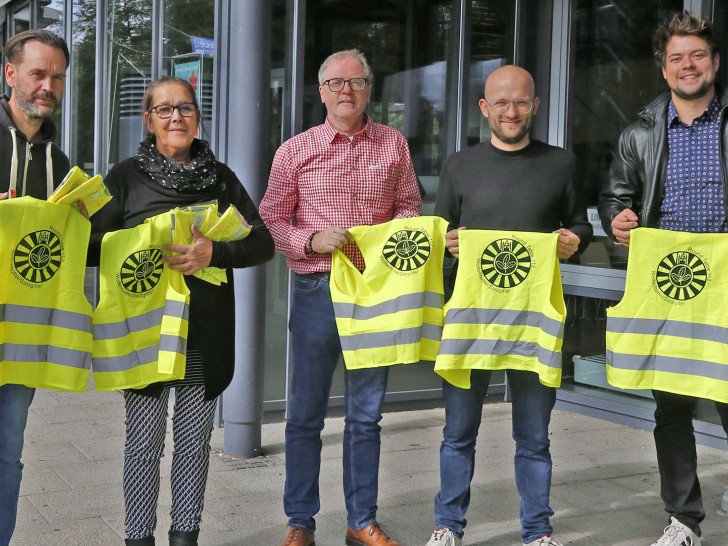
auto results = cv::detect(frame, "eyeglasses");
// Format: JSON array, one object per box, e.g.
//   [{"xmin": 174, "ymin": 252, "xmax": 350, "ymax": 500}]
[
  {"xmin": 151, "ymin": 103, "xmax": 198, "ymax": 119},
  {"xmin": 322, "ymin": 78, "xmax": 368, "ymax": 92},
  {"xmin": 485, "ymin": 99, "xmax": 534, "ymax": 115}
]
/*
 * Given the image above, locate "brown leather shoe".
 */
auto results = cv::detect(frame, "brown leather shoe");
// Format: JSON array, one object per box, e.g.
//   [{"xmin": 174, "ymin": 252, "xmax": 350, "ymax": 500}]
[
  {"xmin": 281, "ymin": 526, "xmax": 315, "ymax": 546},
  {"xmin": 345, "ymin": 522, "xmax": 399, "ymax": 545}
]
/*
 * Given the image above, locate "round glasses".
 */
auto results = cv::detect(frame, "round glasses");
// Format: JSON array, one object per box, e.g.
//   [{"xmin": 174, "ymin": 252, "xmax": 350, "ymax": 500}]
[
  {"xmin": 151, "ymin": 103, "xmax": 198, "ymax": 119},
  {"xmin": 322, "ymin": 78, "xmax": 368, "ymax": 92},
  {"xmin": 485, "ymin": 99, "xmax": 534, "ymax": 115}
]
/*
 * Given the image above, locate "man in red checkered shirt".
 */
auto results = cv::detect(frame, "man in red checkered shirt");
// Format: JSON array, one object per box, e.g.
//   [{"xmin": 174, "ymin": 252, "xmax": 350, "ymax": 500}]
[{"xmin": 260, "ymin": 49, "xmax": 421, "ymax": 546}]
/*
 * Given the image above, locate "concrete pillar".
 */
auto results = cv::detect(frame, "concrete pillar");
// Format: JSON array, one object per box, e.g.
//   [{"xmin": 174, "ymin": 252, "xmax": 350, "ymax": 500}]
[{"xmin": 218, "ymin": 0, "xmax": 272, "ymax": 457}]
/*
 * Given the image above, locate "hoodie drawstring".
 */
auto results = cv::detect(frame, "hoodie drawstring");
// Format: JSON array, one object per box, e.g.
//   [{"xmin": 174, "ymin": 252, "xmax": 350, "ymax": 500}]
[
  {"xmin": 7, "ymin": 127, "xmax": 55, "ymax": 198},
  {"xmin": 45, "ymin": 142, "xmax": 53, "ymax": 198},
  {"xmin": 8, "ymin": 127, "xmax": 18, "ymax": 197}
]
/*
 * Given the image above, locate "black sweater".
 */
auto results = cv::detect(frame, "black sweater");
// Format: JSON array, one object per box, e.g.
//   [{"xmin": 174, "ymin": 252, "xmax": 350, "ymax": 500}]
[
  {"xmin": 434, "ymin": 139, "xmax": 592, "ymax": 250},
  {"xmin": 89, "ymin": 156, "xmax": 274, "ymax": 399}
]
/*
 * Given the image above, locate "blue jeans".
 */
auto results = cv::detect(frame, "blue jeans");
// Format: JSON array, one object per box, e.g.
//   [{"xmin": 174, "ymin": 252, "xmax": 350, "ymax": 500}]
[
  {"xmin": 435, "ymin": 369, "xmax": 556, "ymax": 543},
  {"xmin": 285, "ymin": 272, "xmax": 389, "ymax": 533},
  {"xmin": 0, "ymin": 384, "xmax": 35, "ymax": 546}
]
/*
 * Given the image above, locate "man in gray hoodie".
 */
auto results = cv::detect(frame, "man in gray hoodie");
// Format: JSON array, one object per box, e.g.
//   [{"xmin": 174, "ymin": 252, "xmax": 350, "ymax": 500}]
[{"xmin": 0, "ymin": 29, "xmax": 70, "ymax": 546}]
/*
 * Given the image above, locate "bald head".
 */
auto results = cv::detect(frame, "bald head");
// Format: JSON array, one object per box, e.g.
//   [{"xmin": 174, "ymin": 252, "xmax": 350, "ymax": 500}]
[
  {"xmin": 479, "ymin": 65, "xmax": 539, "ymax": 151},
  {"xmin": 484, "ymin": 65, "xmax": 535, "ymax": 101}
]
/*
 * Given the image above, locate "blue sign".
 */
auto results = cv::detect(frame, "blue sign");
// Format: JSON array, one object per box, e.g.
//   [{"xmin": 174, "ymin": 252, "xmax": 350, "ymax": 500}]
[{"xmin": 190, "ymin": 36, "xmax": 215, "ymax": 58}]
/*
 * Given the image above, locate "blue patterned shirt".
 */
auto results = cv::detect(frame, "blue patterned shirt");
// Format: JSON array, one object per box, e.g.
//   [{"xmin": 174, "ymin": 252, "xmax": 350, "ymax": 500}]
[{"xmin": 659, "ymin": 97, "xmax": 726, "ymax": 232}]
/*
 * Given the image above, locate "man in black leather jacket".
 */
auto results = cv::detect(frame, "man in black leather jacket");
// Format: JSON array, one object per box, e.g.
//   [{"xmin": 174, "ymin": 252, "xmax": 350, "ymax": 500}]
[{"xmin": 599, "ymin": 11, "xmax": 728, "ymax": 546}]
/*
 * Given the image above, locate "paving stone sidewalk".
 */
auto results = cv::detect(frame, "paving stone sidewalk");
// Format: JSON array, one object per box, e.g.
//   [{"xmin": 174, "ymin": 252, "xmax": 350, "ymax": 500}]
[{"xmin": 10, "ymin": 386, "xmax": 728, "ymax": 545}]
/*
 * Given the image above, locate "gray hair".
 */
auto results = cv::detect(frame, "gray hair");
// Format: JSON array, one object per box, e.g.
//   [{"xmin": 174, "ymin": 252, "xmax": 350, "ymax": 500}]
[{"xmin": 318, "ymin": 49, "xmax": 372, "ymax": 85}]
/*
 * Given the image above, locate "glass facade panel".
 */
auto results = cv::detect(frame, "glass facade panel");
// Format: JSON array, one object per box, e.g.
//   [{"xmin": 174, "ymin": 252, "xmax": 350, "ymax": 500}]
[
  {"xmin": 162, "ymin": 0, "xmax": 214, "ymax": 142},
  {"xmin": 464, "ymin": 0, "xmax": 515, "ymax": 148},
  {"xmin": 292, "ymin": 0, "xmax": 515, "ymax": 399},
  {"xmin": 301, "ymin": 0, "xmax": 457, "ymax": 397},
  {"xmin": 561, "ymin": 0, "xmax": 728, "ymax": 435},
  {"xmin": 34, "ymin": 0, "xmax": 64, "ymax": 149},
  {"xmin": 569, "ymin": 0, "xmax": 682, "ymax": 270},
  {"xmin": 3, "ymin": 0, "xmax": 720, "ymax": 434},
  {"xmin": 104, "ymin": 0, "xmax": 152, "ymax": 170},
  {"xmin": 261, "ymin": 0, "xmax": 289, "ymax": 404},
  {"xmin": 70, "ymin": 0, "xmax": 95, "ymax": 170}
]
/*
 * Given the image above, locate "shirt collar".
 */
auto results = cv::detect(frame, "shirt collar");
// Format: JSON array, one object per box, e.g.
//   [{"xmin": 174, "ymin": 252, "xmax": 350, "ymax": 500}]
[
  {"xmin": 323, "ymin": 114, "xmax": 372, "ymax": 142},
  {"xmin": 668, "ymin": 95, "xmax": 721, "ymax": 127}
]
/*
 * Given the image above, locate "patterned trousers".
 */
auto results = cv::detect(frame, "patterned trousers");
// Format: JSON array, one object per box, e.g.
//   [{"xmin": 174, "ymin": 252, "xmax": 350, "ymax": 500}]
[{"xmin": 123, "ymin": 385, "xmax": 217, "ymax": 540}]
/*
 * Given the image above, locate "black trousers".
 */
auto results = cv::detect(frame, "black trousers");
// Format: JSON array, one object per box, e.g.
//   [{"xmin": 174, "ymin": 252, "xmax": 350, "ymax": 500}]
[{"xmin": 653, "ymin": 390, "xmax": 728, "ymax": 535}]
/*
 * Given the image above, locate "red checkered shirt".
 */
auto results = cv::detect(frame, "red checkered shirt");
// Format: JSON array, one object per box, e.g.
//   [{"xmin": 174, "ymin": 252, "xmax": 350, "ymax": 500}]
[{"xmin": 260, "ymin": 117, "xmax": 422, "ymax": 273}]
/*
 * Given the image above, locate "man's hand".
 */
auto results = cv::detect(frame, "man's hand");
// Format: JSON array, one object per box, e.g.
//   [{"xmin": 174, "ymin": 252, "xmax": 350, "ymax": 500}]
[
  {"xmin": 76, "ymin": 200, "xmax": 89, "ymax": 220},
  {"xmin": 163, "ymin": 224, "xmax": 213, "ymax": 275},
  {"xmin": 611, "ymin": 208, "xmax": 638, "ymax": 246},
  {"xmin": 553, "ymin": 228, "xmax": 580, "ymax": 259},
  {"xmin": 0, "ymin": 192, "xmax": 8, "ymax": 200},
  {"xmin": 445, "ymin": 226, "xmax": 467, "ymax": 258},
  {"xmin": 311, "ymin": 226, "xmax": 352, "ymax": 254}
]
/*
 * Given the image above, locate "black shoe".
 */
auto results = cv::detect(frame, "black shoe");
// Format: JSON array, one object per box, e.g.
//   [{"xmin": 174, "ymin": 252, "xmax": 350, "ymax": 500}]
[
  {"xmin": 168, "ymin": 529, "xmax": 199, "ymax": 546},
  {"xmin": 125, "ymin": 537, "xmax": 155, "ymax": 545}
]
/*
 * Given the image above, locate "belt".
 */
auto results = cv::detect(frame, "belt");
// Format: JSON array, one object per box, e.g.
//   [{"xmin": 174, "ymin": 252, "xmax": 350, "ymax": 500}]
[{"xmin": 299, "ymin": 271, "xmax": 330, "ymax": 280}]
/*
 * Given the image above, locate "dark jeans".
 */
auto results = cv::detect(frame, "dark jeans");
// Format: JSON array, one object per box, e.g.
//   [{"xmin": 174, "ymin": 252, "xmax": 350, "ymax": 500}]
[{"xmin": 653, "ymin": 390, "xmax": 728, "ymax": 535}]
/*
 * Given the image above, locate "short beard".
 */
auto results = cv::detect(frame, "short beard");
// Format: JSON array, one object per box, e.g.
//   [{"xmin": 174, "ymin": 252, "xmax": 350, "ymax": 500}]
[
  {"xmin": 490, "ymin": 115, "xmax": 532, "ymax": 145},
  {"xmin": 16, "ymin": 93, "xmax": 58, "ymax": 120},
  {"xmin": 671, "ymin": 79, "xmax": 713, "ymax": 101}
]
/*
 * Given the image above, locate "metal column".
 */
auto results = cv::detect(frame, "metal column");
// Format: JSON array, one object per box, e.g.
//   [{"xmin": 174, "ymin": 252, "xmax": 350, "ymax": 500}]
[{"xmin": 217, "ymin": 0, "xmax": 272, "ymax": 457}]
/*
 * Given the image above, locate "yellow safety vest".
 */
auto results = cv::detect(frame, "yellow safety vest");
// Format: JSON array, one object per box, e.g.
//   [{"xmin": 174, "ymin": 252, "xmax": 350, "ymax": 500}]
[
  {"xmin": 92, "ymin": 211, "xmax": 189, "ymax": 391},
  {"xmin": 606, "ymin": 227, "xmax": 728, "ymax": 403},
  {"xmin": 330, "ymin": 216, "xmax": 448, "ymax": 369},
  {"xmin": 0, "ymin": 197, "xmax": 93, "ymax": 391},
  {"xmin": 435, "ymin": 230, "xmax": 565, "ymax": 388}
]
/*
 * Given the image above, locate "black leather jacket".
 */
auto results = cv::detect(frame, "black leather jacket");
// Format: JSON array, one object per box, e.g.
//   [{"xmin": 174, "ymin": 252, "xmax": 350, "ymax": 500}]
[{"xmin": 598, "ymin": 87, "xmax": 728, "ymax": 238}]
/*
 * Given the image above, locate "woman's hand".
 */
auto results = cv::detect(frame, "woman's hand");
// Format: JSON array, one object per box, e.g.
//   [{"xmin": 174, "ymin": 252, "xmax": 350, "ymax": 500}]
[{"xmin": 163, "ymin": 224, "xmax": 213, "ymax": 275}]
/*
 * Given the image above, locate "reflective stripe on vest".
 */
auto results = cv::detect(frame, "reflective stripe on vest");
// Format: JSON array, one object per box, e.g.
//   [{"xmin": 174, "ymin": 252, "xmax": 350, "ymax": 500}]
[
  {"xmin": 606, "ymin": 227, "xmax": 728, "ymax": 403},
  {"xmin": 0, "ymin": 197, "xmax": 93, "ymax": 391},
  {"xmin": 92, "ymin": 212, "xmax": 189, "ymax": 391},
  {"xmin": 330, "ymin": 216, "xmax": 448, "ymax": 369},
  {"xmin": 435, "ymin": 229, "xmax": 564, "ymax": 389}
]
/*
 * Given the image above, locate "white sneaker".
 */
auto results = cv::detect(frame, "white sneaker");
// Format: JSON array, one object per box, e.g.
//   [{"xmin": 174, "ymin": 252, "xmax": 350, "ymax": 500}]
[
  {"xmin": 651, "ymin": 517, "xmax": 702, "ymax": 546},
  {"xmin": 426, "ymin": 527, "xmax": 461, "ymax": 546},
  {"xmin": 524, "ymin": 536, "xmax": 563, "ymax": 546}
]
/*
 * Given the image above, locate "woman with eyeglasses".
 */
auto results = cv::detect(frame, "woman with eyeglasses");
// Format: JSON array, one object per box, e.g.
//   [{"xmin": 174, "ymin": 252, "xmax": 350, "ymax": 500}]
[{"xmin": 89, "ymin": 76, "xmax": 274, "ymax": 546}]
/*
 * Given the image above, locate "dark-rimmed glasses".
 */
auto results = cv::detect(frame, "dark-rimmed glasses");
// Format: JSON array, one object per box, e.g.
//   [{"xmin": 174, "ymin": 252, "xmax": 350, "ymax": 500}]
[
  {"xmin": 322, "ymin": 78, "xmax": 368, "ymax": 92},
  {"xmin": 151, "ymin": 103, "xmax": 198, "ymax": 119},
  {"xmin": 485, "ymin": 99, "xmax": 534, "ymax": 115}
]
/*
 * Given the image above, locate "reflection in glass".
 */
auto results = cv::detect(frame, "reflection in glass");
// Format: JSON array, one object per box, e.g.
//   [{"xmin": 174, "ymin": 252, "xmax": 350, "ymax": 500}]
[
  {"xmin": 163, "ymin": 0, "xmax": 215, "ymax": 141},
  {"xmin": 569, "ymin": 0, "xmax": 682, "ymax": 269},
  {"xmin": 71, "ymin": 0, "xmax": 96, "ymax": 170},
  {"xmin": 564, "ymin": 1, "xmax": 728, "ymax": 432},
  {"xmin": 105, "ymin": 0, "xmax": 152, "ymax": 169},
  {"xmin": 263, "ymin": 0, "xmax": 289, "ymax": 404},
  {"xmin": 34, "ymin": 0, "xmax": 65, "ymax": 151},
  {"xmin": 464, "ymin": 0, "xmax": 515, "ymax": 148}
]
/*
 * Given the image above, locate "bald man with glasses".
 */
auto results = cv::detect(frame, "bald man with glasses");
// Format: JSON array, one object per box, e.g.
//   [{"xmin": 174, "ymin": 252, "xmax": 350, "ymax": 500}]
[{"xmin": 425, "ymin": 65, "xmax": 591, "ymax": 546}]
